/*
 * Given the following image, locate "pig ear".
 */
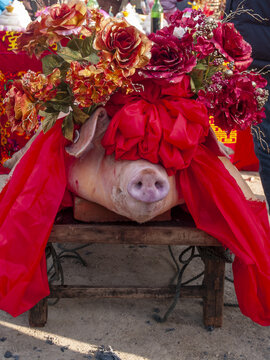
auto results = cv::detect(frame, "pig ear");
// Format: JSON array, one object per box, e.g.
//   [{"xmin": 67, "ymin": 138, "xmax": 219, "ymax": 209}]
[
  {"xmin": 205, "ymin": 128, "xmax": 234, "ymax": 158},
  {"xmin": 65, "ymin": 107, "xmax": 109, "ymax": 158}
]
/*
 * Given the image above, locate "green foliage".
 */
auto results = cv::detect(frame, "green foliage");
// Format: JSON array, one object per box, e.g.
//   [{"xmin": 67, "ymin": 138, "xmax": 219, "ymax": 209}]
[
  {"xmin": 42, "ymin": 54, "xmax": 69, "ymax": 76},
  {"xmin": 72, "ymin": 105, "xmax": 90, "ymax": 124},
  {"xmin": 40, "ymin": 112, "xmax": 59, "ymax": 133},
  {"xmin": 62, "ymin": 112, "xmax": 74, "ymax": 141}
]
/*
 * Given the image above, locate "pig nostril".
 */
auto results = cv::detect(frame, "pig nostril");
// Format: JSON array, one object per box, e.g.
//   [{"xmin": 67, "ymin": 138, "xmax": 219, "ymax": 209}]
[
  {"xmin": 136, "ymin": 181, "xmax": 143, "ymax": 189},
  {"xmin": 155, "ymin": 181, "xmax": 163, "ymax": 190},
  {"xmin": 128, "ymin": 172, "xmax": 169, "ymax": 203}
]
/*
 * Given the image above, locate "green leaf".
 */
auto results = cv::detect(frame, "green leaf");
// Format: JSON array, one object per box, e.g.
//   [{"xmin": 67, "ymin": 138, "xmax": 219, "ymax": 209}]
[
  {"xmin": 84, "ymin": 52, "xmax": 100, "ymax": 64},
  {"xmin": 67, "ymin": 37, "xmax": 84, "ymax": 52},
  {"xmin": 48, "ymin": 82, "xmax": 73, "ymax": 105},
  {"xmin": 190, "ymin": 77, "xmax": 196, "ymax": 93},
  {"xmin": 72, "ymin": 106, "xmax": 90, "ymax": 124},
  {"xmin": 41, "ymin": 112, "xmax": 59, "ymax": 133},
  {"xmin": 194, "ymin": 63, "xmax": 208, "ymax": 71},
  {"xmin": 45, "ymin": 101, "xmax": 70, "ymax": 112},
  {"xmin": 67, "ymin": 35, "xmax": 99, "ymax": 63},
  {"xmin": 83, "ymin": 103, "xmax": 100, "ymax": 116},
  {"xmin": 57, "ymin": 47, "xmax": 83, "ymax": 63},
  {"xmin": 190, "ymin": 67, "xmax": 205, "ymax": 93},
  {"xmin": 62, "ymin": 112, "xmax": 74, "ymax": 141},
  {"xmin": 42, "ymin": 54, "xmax": 67, "ymax": 75},
  {"xmin": 81, "ymin": 35, "xmax": 95, "ymax": 57},
  {"xmin": 40, "ymin": 105, "xmax": 58, "ymax": 114},
  {"xmin": 206, "ymin": 66, "xmax": 219, "ymax": 80}
]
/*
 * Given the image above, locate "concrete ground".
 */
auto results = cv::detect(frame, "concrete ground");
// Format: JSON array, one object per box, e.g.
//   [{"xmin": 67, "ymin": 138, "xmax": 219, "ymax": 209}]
[{"xmin": 0, "ymin": 173, "xmax": 269, "ymax": 360}]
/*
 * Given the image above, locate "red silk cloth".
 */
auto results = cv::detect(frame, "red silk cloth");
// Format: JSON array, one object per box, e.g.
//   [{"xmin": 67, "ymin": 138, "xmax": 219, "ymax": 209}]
[
  {"xmin": 0, "ymin": 120, "xmax": 67, "ymax": 316},
  {"xmin": 104, "ymin": 78, "xmax": 270, "ymax": 326}
]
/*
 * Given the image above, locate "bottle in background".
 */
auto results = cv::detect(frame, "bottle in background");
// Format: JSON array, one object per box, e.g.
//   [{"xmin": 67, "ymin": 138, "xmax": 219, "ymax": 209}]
[
  {"xmin": 151, "ymin": 0, "xmax": 163, "ymax": 33},
  {"xmin": 87, "ymin": 0, "xmax": 99, "ymax": 9}
]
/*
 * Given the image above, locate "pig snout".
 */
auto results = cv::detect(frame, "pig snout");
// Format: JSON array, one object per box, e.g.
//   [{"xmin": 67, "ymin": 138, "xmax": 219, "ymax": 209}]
[{"xmin": 127, "ymin": 168, "xmax": 169, "ymax": 203}]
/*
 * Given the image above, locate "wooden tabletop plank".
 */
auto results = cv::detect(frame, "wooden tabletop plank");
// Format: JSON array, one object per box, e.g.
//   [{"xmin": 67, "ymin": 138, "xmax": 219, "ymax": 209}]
[{"xmin": 49, "ymin": 223, "xmax": 220, "ymax": 246}]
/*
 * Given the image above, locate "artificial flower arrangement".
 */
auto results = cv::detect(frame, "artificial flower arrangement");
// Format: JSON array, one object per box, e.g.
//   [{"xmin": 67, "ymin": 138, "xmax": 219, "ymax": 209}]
[{"xmin": 3, "ymin": 0, "xmax": 269, "ymax": 141}]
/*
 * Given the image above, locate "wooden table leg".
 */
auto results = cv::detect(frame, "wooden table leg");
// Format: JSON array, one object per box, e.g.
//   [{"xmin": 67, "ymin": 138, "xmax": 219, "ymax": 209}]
[
  {"xmin": 28, "ymin": 298, "xmax": 48, "ymax": 327},
  {"xmin": 203, "ymin": 255, "xmax": 225, "ymax": 328}
]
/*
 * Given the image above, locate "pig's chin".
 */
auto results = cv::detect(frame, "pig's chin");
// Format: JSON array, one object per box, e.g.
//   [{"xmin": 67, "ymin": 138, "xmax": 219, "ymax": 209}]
[{"xmin": 111, "ymin": 187, "xmax": 168, "ymax": 223}]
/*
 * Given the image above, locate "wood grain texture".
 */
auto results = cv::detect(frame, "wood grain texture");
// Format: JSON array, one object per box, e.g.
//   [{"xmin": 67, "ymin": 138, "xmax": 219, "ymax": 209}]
[
  {"xmin": 49, "ymin": 285, "xmax": 204, "ymax": 299},
  {"xmin": 49, "ymin": 223, "xmax": 221, "ymax": 246}
]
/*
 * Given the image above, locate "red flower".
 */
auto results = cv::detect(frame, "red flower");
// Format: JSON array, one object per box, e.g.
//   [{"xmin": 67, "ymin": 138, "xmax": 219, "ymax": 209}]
[
  {"xmin": 197, "ymin": 71, "xmax": 268, "ymax": 133},
  {"xmin": 168, "ymin": 10, "xmax": 185, "ymax": 26},
  {"xmin": 212, "ymin": 22, "xmax": 253, "ymax": 71},
  {"xmin": 194, "ymin": 36, "xmax": 215, "ymax": 59},
  {"xmin": 142, "ymin": 27, "xmax": 196, "ymax": 82},
  {"xmin": 169, "ymin": 9, "xmax": 206, "ymax": 29}
]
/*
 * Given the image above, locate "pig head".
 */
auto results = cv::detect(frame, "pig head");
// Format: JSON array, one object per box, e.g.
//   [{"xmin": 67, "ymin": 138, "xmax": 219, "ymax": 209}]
[{"xmin": 66, "ymin": 107, "xmax": 183, "ymax": 223}]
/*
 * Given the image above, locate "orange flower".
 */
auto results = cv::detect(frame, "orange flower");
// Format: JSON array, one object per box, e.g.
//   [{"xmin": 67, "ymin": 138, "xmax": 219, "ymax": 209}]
[
  {"xmin": 4, "ymin": 69, "xmax": 61, "ymax": 135},
  {"xmin": 22, "ymin": 69, "xmax": 61, "ymax": 102},
  {"xmin": 17, "ymin": 20, "xmax": 48, "ymax": 58},
  {"xmin": 40, "ymin": 0, "xmax": 88, "ymax": 44},
  {"xmin": 4, "ymin": 80, "xmax": 39, "ymax": 134},
  {"xmin": 66, "ymin": 61, "xmax": 132, "ymax": 108},
  {"xmin": 94, "ymin": 17, "xmax": 152, "ymax": 77},
  {"xmin": 81, "ymin": 8, "xmax": 105, "ymax": 37}
]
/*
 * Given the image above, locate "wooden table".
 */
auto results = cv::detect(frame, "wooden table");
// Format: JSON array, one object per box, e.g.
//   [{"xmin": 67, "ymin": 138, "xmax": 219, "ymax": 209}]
[{"xmin": 28, "ymin": 209, "xmax": 226, "ymax": 329}]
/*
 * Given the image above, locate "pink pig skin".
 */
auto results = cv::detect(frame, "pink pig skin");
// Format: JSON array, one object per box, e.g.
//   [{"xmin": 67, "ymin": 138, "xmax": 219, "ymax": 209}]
[{"xmin": 66, "ymin": 108, "xmax": 183, "ymax": 223}]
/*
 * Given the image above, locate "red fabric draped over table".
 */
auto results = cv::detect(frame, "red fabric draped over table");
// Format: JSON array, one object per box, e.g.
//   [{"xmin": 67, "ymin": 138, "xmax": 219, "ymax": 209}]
[{"xmin": 0, "ymin": 31, "xmax": 42, "ymax": 173}]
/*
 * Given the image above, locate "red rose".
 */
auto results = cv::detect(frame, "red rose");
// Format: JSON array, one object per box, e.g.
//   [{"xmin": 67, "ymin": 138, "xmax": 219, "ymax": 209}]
[
  {"xmin": 142, "ymin": 27, "xmax": 196, "ymax": 82},
  {"xmin": 212, "ymin": 22, "xmax": 253, "ymax": 71},
  {"xmin": 194, "ymin": 36, "xmax": 215, "ymax": 59},
  {"xmin": 197, "ymin": 72, "xmax": 267, "ymax": 133}
]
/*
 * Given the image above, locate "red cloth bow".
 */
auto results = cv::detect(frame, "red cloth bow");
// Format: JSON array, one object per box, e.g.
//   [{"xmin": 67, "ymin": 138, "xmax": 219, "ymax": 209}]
[{"xmin": 103, "ymin": 76, "xmax": 210, "ymax": 175}]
